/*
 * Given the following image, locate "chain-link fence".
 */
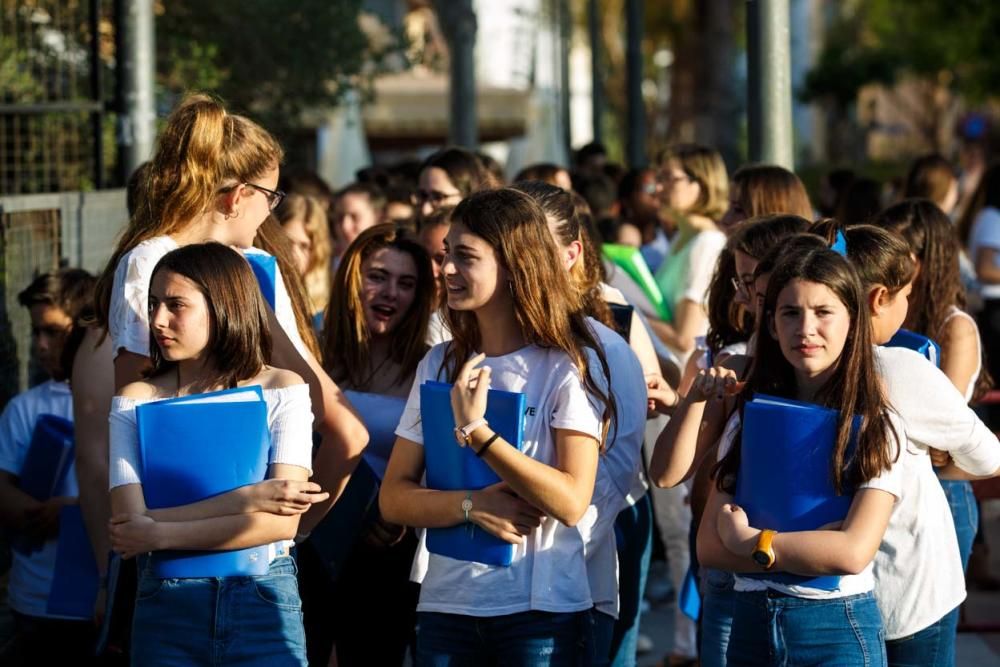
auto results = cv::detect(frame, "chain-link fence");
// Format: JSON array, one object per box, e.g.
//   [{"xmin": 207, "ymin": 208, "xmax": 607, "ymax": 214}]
[
  {"xmin": 1, "ymin": 0, "xmax": 117, "ymax": 194},
  {"xmin": 0, "ymin": 190, "xmax": 127, "ymax": 407}
]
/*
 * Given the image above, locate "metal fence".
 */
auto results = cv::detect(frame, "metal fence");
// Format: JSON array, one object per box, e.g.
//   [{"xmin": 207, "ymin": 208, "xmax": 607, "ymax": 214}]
[
  {"xmin": 0, "ymin": 190, "xmax": 126, "ymax": 406},
  {"xmin": 1, "ymin": 0, "xmax": 116, "ymax": 194}
]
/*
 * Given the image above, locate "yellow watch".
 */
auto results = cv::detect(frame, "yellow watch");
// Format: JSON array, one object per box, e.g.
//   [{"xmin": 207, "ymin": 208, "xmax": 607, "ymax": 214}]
[{"xmin": 751, "ymin": 529, "xmax": 777, "ymax": 569}]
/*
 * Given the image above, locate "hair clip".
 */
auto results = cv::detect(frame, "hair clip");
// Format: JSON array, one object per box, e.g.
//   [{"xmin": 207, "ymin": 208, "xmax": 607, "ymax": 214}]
[{"xmin": 830, "ymin": 229, "xmax": 848, "ymax": 257}]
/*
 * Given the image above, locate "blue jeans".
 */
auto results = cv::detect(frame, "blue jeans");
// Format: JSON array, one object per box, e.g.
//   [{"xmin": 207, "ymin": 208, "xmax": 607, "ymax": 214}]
[
  {"xmin": 939, "ymin": 479, "xmax": 978, "ymax": 571},
  {"xmin": 885, "ymin": 612, "xmax": 955, "ymax": 667},
  {"xmin": 590, "ymin": 610, "xmax": 615, "ymax": 667},
  {"xmin": 699, "ymin": 569, "xmax": 735, "ymax": 667},
  {"xmin": 131, "ymin": 557, "xmax": 306, "ymax": 666},
  {"xmin": 727, "ymin": 590, "xmax": 886, "ymax": 667},
  {"xmin": 607, "ymin": 493, "xmax": 653, "ymax": 667},
  {"xmin": 416, "ymin": 610, "xmax": 590, "ymax": 666}
]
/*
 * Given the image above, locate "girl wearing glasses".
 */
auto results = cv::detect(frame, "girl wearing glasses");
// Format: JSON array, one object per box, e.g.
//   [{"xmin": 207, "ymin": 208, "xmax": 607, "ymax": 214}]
[
  {"xmin": 380, "ymin": 188, "xmax": 616, "ymax": 664},
  {"xmin": 79, "ymin": 95, "xmax": 368, "ymax": 607},
  {"xmin": 414, "ymin": 147, "xmax": 490, "ymax": 218},
  {"xmin": 649, "ymin": 145, "xmax": 729, "ymax": 365}
]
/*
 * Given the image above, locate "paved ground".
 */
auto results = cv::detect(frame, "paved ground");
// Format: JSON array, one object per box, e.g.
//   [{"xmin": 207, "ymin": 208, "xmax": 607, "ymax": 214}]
[{"xmin": 636, "ymin": 499, "xmax": 1000, "ymax": 666}]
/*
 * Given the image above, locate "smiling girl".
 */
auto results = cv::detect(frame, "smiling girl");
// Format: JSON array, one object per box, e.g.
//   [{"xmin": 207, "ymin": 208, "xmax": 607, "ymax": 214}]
[
  {"xmin": 380, "ymin": 188, "xmax": 616, "ymax": 664},
  {"xmin": 108, "ymin": 243, "xmax": 316, "ymax": 665},
  {"xmin": 698, "ymin": 244, "xmax": 904, "ymax": 667}
]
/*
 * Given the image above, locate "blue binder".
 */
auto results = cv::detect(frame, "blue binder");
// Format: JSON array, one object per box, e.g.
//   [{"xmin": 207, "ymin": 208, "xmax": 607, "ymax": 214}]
[
  {"xmin": 45, "ymin": 504, "xmax": 100, "ymax": 618},
  {"xmin": 19, "ymin": 414, "xmax": 75, "ymax": 501},
  {"xmin": 135, "ymin": 385, "xmax": 271, "ymax": 578},
  {"xmin": 735, "ymin": 394, "xmax": 860, "ymax": 591},
  {"xmin": 244, "ymin": 251, "xmax": 277, "ymax": 309},
  {"xmin": 884, "ymin": 329, "xmax": 940, "ymax": 367},
  {"xmin": 14, "ymin": 414, "xmax": 76, "ymax": 555},
  {"xmin": 420, "ymin": 381, "xmax": 526, "ymax": 566}
]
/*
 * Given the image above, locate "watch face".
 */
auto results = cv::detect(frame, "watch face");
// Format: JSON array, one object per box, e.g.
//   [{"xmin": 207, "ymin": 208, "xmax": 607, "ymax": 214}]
[
  {"xmin": 751, "ymin": 550, "xmax": 771, "ymax": 567},
  {"xmin": 461, "ymin": 499, "xmax": 473, "ymax": 512}
]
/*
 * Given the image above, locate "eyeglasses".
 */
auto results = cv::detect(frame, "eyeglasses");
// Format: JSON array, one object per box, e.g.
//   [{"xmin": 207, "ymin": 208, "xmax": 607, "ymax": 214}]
[
  {"xmin": 411, "ymin": 189, "xmax": 461, "ymax": 207},
  {"xmin": 246, "ymin": 182, "xmax": 286, "ymax": 211},
  {"xmin": 730, "ymin": 276, "xmax": 755, "ymax": 299},
  {"xmin": 659, "ymin": 171, "xmax": 692, "ymax": 186}
]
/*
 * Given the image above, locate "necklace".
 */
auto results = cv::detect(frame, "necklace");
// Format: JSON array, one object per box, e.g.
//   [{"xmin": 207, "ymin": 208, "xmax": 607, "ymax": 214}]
[{"xmin": 359, "ymin": 352, "xmax": 394, "ymax": 391}]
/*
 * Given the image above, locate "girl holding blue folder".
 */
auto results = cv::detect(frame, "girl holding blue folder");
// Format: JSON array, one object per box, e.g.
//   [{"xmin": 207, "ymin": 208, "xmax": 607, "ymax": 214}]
[
  {"xmin": 381, "ymin": 188, "xmax": 616, "ymax": 665},
  {"xmin": 109, "ymin": 243, "xmax": 317, "ymax": 666},
  {"xmin": 697, "ymin": 244, "xmax": 905, "ymax": 666}
]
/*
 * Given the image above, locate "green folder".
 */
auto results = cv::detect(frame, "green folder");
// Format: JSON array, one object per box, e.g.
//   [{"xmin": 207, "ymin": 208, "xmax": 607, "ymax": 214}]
[{"xmin": 602, "ymin": 243, "xmax": 672, "ymax": 321}]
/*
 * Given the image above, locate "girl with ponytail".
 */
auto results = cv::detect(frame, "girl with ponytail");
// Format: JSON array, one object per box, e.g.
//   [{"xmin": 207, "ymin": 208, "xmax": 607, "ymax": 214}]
[{"xmin": 72, "ymin": 95, "xmax": 369, "ymax": 632}]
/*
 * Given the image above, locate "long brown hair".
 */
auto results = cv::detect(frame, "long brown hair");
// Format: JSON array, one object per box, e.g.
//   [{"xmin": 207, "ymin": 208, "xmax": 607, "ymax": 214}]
[
  {"xmin": 95, "ymin": 93, "xmax": 283, "ymax": 329},
  {"xmin": 442, "ymin": 188, "xmax": 617, "ymax": 442},
  {"xmin": 811, "ymin": 219, "xmax": 916, "ymax": 297},
  {"xmin": 147, "ymin": 243, "xmax": 272, "ymax": 389},
  {"xmin": 322, "ymin": 224, "xmax": 433, "ymax": 391},
  {"xmin": 875, "ymin": 199, "xmax": 992, "ymax": 400},
  {"xmin": 730, "ymin": 164, "xmax": 814, "ymax": 220},
  {"xmin": 704, "ymin": 246, "xmax": 748, "ymax": 354},
  {"xmin": 904, "ymin": 154, "xmax": 956, "ymax": 208},
  {"xmin": 420, "ymin": 147, "xmax": 490, "ymax": 197},
  {"xmin": 715, "ymin": 244, "xmax": 900, "ymax": 495},
  {"xmin": 511, "ymin": 181, "xmax": 614, "ymax": 329}
]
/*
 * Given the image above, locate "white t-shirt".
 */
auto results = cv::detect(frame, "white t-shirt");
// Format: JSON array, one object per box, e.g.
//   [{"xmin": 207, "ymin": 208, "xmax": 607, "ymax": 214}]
[
  {"xmin": 396, "ymin": 342, "xmax": 604, "ymax": 616},
  {"xmin": 108, "ymin": 236, "xmax": 310, "ymax": 360},
  {"xmin": 873, "ymin": 345, "xmax": 1000, "ymax": 638},
  {"xmin": 655, "ymin": 229, "xmax": 727, "ymax": 313},
  {"xmin": 425, "ymin": 310, "xmax": 452, "ymax": 347},
  {"xmin": 968, "ymin": 206, "xmax": 1000, "ymax": 299},
  {"xmin": 0, "ymin": 380, "xmax": 78, "ymax": 618},
  {"xmin": 717, "ymin": 410, "xmax": 905, "ymax": 600},
  {"xmin": 582, "ymin": 319, "xmax": 648, "ymax": 618}
]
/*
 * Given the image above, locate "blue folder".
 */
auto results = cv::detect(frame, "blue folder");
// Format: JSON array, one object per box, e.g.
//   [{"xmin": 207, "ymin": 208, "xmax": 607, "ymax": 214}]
[
  {"xmin": 735, "ymin": 394, "xmax": 860, "ymax": 591},
  {"xmin": 244, "ymin": 251, "xmax": 277, "ymax": 309},
  {"xmin": 19, "ymin": 414, "xmax": 75, "ymax": 501},
  {"xmin": 135, "ymin": 385, "xmax": 271, "ymax": 578},
  {"xmin": 45, "ymin": 504, "xmax": 100, "ymax": 618},
  {"xmin": 420, "ymin": 381, "xmax": 526, "ymax": 566},
  {"xmin": 14, "ymin": 414, "xmax": 76, "ymax": 554},
  {"xmin": 884, "ymin": 329, "xmax": 940, "ymax": 367}
]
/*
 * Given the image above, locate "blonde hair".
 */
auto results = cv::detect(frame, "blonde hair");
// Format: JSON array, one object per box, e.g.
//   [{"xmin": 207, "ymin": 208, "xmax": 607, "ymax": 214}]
[
  {"xmin": 660, "ymin": 144, "xmax": 729, "ymax": 221},
  {"xmin": 276, "ymin": 193, "xmax": 332, "ymax": 312},
  {"xmin": 96, "ymin": 93, "xmax": 283, "ymax": 328}
]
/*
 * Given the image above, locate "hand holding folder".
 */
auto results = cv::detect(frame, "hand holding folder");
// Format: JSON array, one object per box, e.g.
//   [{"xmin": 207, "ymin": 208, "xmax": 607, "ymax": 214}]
[
  {"xmin": 135, "ymin": 385, "xmax": 271, "ymax": 578},
  {"xmin": 735, "ymin": 394, "xmax": 860, "ymax": 590},
  {"xmin": 420, "ymin": 381, "xmax": 526, "ymax": 566},
  {"xmin": 14, "ymin": 414, "xmax": 75, "ymax": 554}
]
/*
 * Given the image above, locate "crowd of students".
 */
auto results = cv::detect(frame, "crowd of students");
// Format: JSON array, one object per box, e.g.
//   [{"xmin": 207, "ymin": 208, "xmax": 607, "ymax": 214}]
[{"xmin": 2, "ymin": 92, "xmax": 1000, "ymax": 667}]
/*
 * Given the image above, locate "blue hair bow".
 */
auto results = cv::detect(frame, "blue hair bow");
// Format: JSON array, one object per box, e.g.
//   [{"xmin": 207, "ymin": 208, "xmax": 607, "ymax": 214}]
[{"xmin": 830, "ymin": 230, "xmax": 848, "ymax": 257}]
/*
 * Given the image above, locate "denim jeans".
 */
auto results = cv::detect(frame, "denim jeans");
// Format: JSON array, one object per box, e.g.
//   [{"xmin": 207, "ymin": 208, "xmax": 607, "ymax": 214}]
[
  {"xmin": 938, "ymin": 478, "xmax": 977, "ymax": 665},
  {"xmin": 131, "ymin": 557, "xmax": 306, "ymax": 666},
  {"xmin": 699, "ymin": 569, "xmax": 735, "ymax": 667},
  {"xmin": 885, "ymin": 611, "xmax": 956, "ymax": 667},
  {"xmin": 415, "ymin": 610, "xmax": 591, "ymax": 666},
  {"xmin": 727, "ymin": 590, "xmax": 886, "ymax": 667},
  {"xmin": 590, "ymin": 610, "xmax": 615, "ymax": 667},
  {"xmin": 607, "ymin": 492, "xmax": 653, "ymax": 667}
]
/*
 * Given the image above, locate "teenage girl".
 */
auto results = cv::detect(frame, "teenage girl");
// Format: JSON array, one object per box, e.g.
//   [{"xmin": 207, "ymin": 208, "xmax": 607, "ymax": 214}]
[
  {"xmin": 308, "ymin": 224, "xmax": 434, "ymax": 666},
  {"xmin": 87, "ymin": 94, "xmax": 367, "ymax": 538},
  {"xmin": 648, "ymin": 145, "xmax": 730, "ymax": 362},
  {"xmin": 108, "ymin": 243, "xmax": 317, "ymax": 665},
  {"xmin": 414, "ymin": 147, "xmax": 490, "ymax": 218},
  {"xmin": 380, "ymin": 188, "xmax": 615, "ymax": 663},
  {"xmin": 698, "ymin": 243, "xmax": 905, "ymax": 666}
]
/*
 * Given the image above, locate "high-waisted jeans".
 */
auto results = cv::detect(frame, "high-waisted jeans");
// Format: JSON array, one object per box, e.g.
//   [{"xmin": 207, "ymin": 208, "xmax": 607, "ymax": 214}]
[
  {"xmin": 131, "ymin": 556, "xmax": 306, "ymax": 666},
  {"xmin": 727, "ymin": 589, "xmax": 885, "ymax": 667}
]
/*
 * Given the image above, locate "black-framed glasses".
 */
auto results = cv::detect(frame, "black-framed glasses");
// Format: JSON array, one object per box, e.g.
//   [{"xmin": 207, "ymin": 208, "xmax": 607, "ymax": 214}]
[
  {"xmin": 730, "ymin": 276, "xmax": 754, "ymax": 299},
  {"xmin": 246, "ymin": 182, "xmax": 286, "ymax": 211}
]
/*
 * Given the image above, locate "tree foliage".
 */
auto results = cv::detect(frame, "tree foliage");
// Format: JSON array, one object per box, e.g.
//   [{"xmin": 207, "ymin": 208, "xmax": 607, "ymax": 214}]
[
  {"xmin": 156, "ymin": 0, "xmax": 408, "ymax": 131},
  {"xmin": 803, "ymin": 0, "xmax": 1000, "ymax": 107}
]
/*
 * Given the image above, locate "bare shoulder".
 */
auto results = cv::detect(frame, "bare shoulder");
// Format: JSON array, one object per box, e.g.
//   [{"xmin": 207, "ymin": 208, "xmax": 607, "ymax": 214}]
[
  {"xmin": 941, "ymin": 312, "xmax": 979, "ymax": 345},
  {"xmin": 251, "ymin": 366, "xmax": 306, "ymax": 390},
  {"xmin": 118, "ymin": 379, "xmax": 162, "ymax": 400}
]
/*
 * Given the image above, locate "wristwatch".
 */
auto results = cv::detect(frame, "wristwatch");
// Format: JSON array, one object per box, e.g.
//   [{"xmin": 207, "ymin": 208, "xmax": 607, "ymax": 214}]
[
  {"xmin": 461, "ymin": 492, "xmax": 474, "ymax": 522},
  {"xmin": 454, "ymin": 418, "xmax": 488, "ymax": 447},
  {"xmin": 752, "ymin": 529, "xmax": 777, "ymax": 569}
]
